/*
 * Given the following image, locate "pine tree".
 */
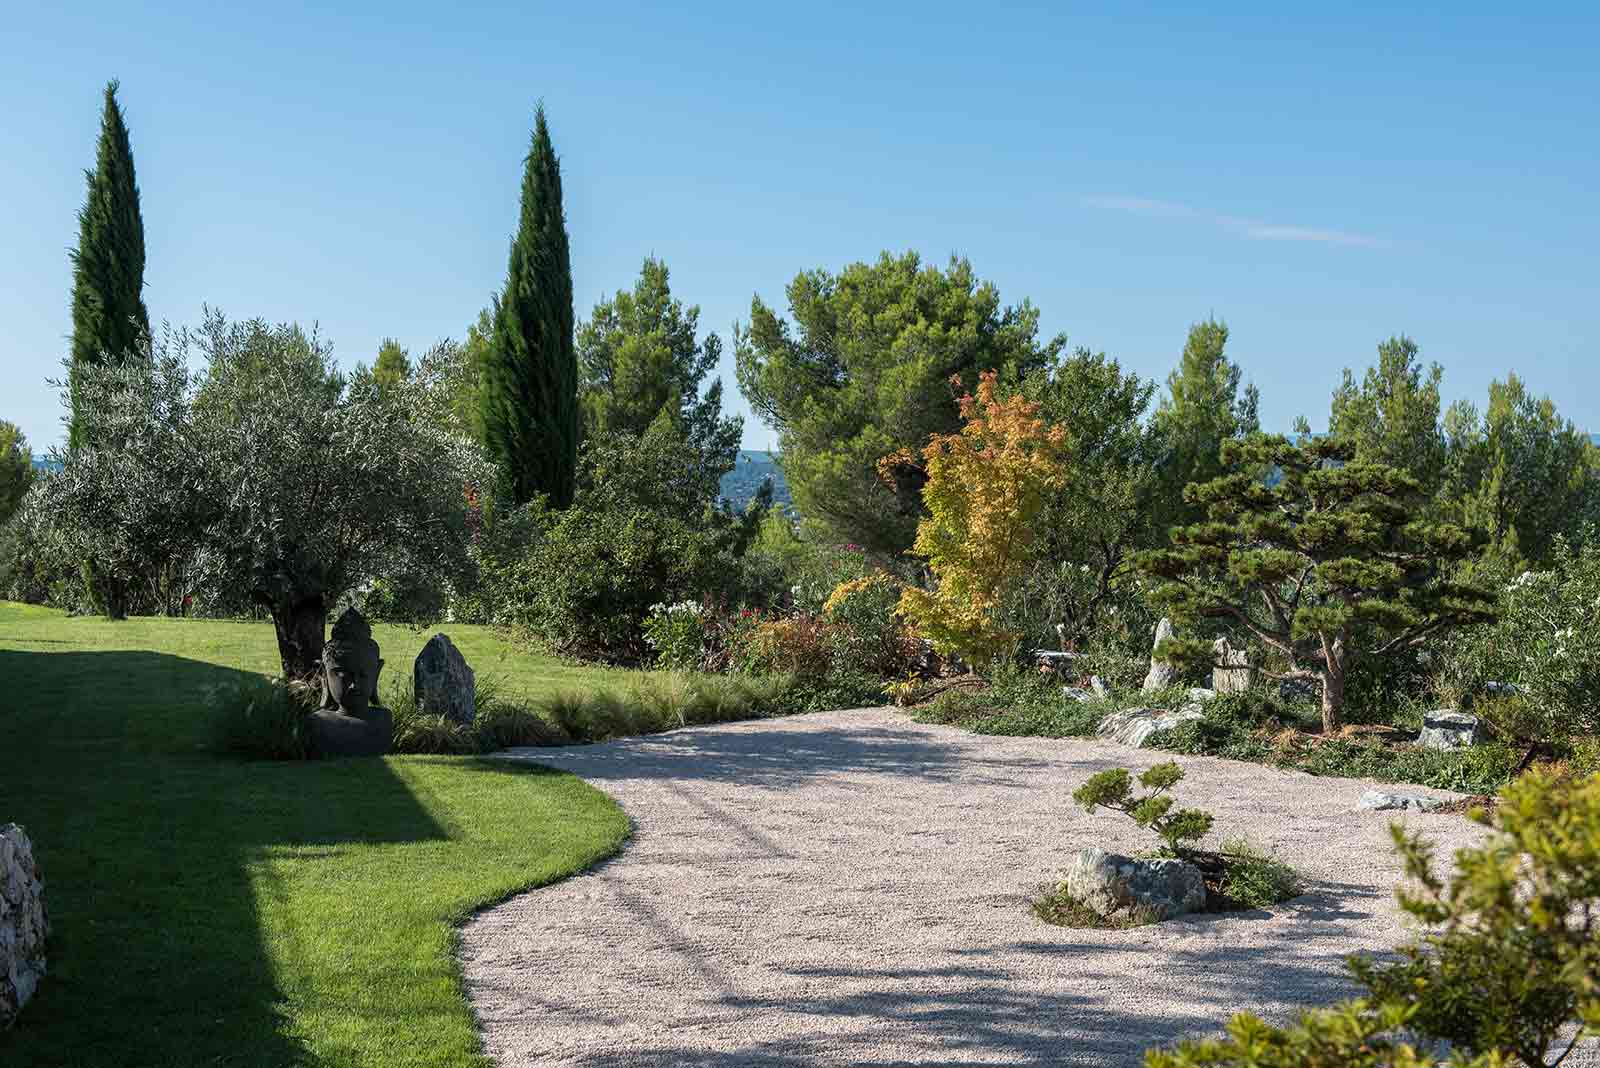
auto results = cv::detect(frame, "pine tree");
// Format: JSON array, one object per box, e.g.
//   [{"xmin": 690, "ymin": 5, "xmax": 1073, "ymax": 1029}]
[
  {"xmin": 1137, "ymin": 434, "xmax": 1494, "ymax": 732},
  {"xmin": 1151, "ymin": 319, "xmax": 1259, "ymax": 522},
  {"xmin": 372, "ymin": 338, "xmax": 412, "ymax": 397},
  {"xmin": 480, "ymin": 104, "xmax": 577, "ymax": 507},
  {"xmin": 69, "ymin": 80, "xmax": 150, "ymax": 449}
]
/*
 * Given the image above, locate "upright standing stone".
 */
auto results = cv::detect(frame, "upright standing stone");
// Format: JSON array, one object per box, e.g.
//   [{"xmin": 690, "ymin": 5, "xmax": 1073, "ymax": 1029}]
[
  {"xmin": 1, "ymin": 823, "xmax": 49, "ymax": 1028},
  {"xmin": 1142, "ymin": 618, "xmax": 1178, "ymax": 693},
  {"xmin": 1212, "ymin": 637, "xmax": 1254, "ymax": 694},
  {"xmin": 415, "ymin": 634, "xmax": 477, "ymax": 727}
]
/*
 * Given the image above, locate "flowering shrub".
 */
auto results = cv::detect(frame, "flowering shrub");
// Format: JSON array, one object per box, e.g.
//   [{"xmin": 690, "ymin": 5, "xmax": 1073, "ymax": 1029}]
[
  {"xmin": 642, "ymin": 600, "xmax": 709, "ymax": 671},
  {"xmin": 1438, "ymin": 533, "xmax": 1600, "ymax": 741}
]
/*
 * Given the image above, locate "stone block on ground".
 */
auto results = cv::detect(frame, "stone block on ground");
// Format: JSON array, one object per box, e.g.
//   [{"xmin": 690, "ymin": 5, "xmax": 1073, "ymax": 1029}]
[
  {"xmin": 1060, "ymin": 847, "xmax": 1206, "ymax": 922},
  {"xmin": 1417, "ymin": 710, "xmax": 1480, "ymax": 750},
  {"xmin": 1211, "ymin": 637, "xmax": 1254, "ymax": 694},
  {"xmin": 1142, "ymin": 618, "xmax": 1178, "ymax": 693},
  {"xmin": 2, "ymin": 823, "xmax": 49, "ymax": 1028},
  {"xmin": 1358, "ymin": 789, "xmax": 1446, "ymax": 813},
  {"xmin": 308, "ymin": 707, "xmax": 393, "ymax": 758},
  {"xmin": 415, "ymin": 633, "xmax": 477, "ymax": 727},
  {"xmin": 1096, "ymin": 705, "xmax": 1204, "ymax": 748}
]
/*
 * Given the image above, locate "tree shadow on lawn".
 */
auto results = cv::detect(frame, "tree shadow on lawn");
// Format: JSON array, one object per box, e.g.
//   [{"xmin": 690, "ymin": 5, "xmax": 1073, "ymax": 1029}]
[{"xmin": 0, "ymin": 649, "xmax": 449, "ymax": 1067}]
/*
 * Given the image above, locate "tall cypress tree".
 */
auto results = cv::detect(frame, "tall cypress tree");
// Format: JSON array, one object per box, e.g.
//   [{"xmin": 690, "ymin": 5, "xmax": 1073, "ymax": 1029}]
[
  {"xmin": 481, "ymin": 103, "xmax": 577, "ymax": 507},
  {"xmin": 69, "ymin": 80, "xmax": 150, "ymax": 449}
]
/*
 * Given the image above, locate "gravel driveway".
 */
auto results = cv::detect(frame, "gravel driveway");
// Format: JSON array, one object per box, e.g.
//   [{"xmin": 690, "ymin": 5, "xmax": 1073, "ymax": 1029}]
[{"xmin": 459, "ymin": 707, "xmax": 1491, "ymax": 1066}]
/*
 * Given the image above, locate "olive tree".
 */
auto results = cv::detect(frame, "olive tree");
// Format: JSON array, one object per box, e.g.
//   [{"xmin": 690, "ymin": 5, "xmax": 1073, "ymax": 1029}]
[
  {"xmin": 53, "ymin": 311, "xmax": 495, "ymax": 678},
  {"xmin": 43, "ymin": 331, "xmax": 209, "ymax": 617}
]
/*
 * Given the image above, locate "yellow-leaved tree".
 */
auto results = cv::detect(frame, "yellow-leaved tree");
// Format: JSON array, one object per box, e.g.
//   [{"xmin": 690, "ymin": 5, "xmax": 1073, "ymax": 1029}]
[{"xmin": 886, "ymin": 371, "xmax": 1068, "ymax": 666}]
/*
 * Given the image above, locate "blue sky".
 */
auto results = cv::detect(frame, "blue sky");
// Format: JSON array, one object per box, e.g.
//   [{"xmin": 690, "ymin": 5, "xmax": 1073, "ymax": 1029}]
[{"xmin": 3, "ymin": 2, "xmax": 1595, "ymax": 452}]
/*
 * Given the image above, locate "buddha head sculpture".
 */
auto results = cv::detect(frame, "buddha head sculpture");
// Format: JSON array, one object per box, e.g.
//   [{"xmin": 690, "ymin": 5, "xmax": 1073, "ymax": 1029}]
[{"xmin": 321, "ymin": 607, "xmax": 384, "ymax": 716}]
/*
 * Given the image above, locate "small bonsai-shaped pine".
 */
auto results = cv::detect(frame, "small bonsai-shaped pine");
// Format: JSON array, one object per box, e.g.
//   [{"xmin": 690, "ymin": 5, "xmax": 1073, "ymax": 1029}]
[{"xmin": 1072, "ymin": 761, "xmax": 1215, "ymax": 858}]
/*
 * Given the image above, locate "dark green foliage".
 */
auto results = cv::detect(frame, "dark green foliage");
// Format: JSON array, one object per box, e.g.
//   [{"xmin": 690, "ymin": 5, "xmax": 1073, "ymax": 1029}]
[
  {"xmin": 371, "ymin": 338, "xmax": 412, "ymax": 396},
  {"xmin": 0, "ymin": 420, "xmax": 33, "ymax": 525},
  {"xmin": 69, "ymin": 80, "xmax": 150, "ymax": 449},
  {"xmin": 734, "ymin": 251, "xmax": 1063, "ymax": 553},
  {"xmin": 481, "ymin": 104, "xmax": 578, "ymax": 506},
  {"xmin": 1441, "ymin": 374, "xmax": 1599, "ymax": 568},
  {"xmin": 504, "ymin": 419, "xmax": 772, "ymax": 661},
  {"xmin": 1072, "ymin": 761, "xmax": 1216, "ymax": 857},
  {"xmin": 1329, "ymin": 336, "xmax": 1446, "ymax": 496},
  {"xmin": 578, "ymin": 257, "xmax": 741, "ymax": 475},
  {"xmin": 1150, "ymin": 318, "xmax": 1259, "ymax": 525},
  {"xmin": 1009, "ymin": 350, "xmax": 1168, "ymax": 652},
  {"xmin": 1137, "ymin": 434, "xmax": 1495, "ymax": 731}
]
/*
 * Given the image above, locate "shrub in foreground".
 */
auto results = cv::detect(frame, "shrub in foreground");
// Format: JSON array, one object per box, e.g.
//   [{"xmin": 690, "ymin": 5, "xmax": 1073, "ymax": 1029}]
[{"xmin": 1147, "ymin": 770, "xmax": 1600, "ymax": 1068}]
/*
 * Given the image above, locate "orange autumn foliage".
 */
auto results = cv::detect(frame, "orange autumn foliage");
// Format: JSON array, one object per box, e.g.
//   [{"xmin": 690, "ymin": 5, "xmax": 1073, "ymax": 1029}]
[{"xmin": 883, "ymin": 371, "xmax": 1068, "ymax": 665}]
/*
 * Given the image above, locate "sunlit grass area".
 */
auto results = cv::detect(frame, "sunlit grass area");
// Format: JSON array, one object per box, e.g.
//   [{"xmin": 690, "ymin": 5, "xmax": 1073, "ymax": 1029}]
[{"xmin": 0, "ymin": 603, "xmax": 630, "ymax": 1067}]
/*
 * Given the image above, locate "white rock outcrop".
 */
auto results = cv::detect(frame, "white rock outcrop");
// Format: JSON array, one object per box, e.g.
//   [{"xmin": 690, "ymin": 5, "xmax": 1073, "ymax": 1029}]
[{"xmin": 2, "ymin": 823, "xmax": 49, "ymax": 1028}]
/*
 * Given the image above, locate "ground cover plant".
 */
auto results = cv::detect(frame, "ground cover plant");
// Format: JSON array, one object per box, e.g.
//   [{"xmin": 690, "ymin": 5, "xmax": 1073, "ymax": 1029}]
[
  {"xmin": 0, "ymin": 603, "xmax": 629, "ymax": 1067},
  {"xmin": 914, "ymin": 675, "xmax": 1529, "ymax": 795}
]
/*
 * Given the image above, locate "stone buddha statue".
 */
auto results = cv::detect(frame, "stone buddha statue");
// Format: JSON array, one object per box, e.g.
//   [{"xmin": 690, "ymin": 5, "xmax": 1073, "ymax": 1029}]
[
  {"xmin": 320, "ymin": 607, "xmax": 384, "ymax": 715},
  {"xmin": 309, "ymin": 607, "xmax": 392, "ymax": 757}
]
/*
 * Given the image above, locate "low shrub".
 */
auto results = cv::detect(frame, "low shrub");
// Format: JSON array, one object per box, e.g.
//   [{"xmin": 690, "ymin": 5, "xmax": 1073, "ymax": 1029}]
[
  {"xmin": 642, "ymin": 600, "xmax": 710, "ymax": 671},
  {"xmin": 213, "ymin": 676, "xmax": 315, "ymax": 760},
  {"xmin": 914, "ymin": 672, "xmax": 1107, "ymax": 738},
  {"xmin": 1032, "ymin": 884, "xmax": 1156, "ymax": 929},
  {"xmin": 1216, "ymin": 836, "xmax": 1301, "ymax": 910},
  {"xmin": 822, "ymin": 572, "xmax": 918, "ymax": 679}
]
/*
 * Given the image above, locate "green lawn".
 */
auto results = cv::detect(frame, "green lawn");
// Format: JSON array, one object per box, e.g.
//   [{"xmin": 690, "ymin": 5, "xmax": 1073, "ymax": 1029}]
[{"xmin": 0, "ymin": 603, "xmax": 631, "ymax": 1067}]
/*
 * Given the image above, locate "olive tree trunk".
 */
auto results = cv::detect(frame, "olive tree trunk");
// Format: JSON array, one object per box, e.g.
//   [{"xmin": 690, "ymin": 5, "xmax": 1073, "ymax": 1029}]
[{"xmin": 269, "ymin": 594, "xmax": 328, "ymax": 681}]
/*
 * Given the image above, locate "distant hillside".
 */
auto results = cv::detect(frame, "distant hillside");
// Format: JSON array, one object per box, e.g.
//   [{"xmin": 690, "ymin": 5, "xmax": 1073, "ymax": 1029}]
[{"xmin": 720, "ymin": 450, "xmax": 793, "ymax": 513}]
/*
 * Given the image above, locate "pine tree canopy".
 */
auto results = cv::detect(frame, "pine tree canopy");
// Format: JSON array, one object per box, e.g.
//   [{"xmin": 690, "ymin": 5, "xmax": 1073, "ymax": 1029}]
[
  {"xmin": 1136, "ymin": 433, "xmax": 1495, "ymax": 732},
  {"xmin": 480, "ymin": 103, "xmax": 578, "ymax": 507},
  {"xmin": 69, "ymin": 79, "xmax": 150, "ymax": 448}
]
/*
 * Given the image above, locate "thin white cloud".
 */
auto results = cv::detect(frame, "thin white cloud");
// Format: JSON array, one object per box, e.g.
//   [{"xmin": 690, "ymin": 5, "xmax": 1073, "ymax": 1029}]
[{"xmin": 1084, "ymin": 195, "xmax": 1389, "ymax": 249}]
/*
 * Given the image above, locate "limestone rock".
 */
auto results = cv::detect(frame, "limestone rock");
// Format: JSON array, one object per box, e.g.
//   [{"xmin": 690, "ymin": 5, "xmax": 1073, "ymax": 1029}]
[
  {"xmin": 1212, "ymin": 637, "xmax": 1254, "ymax": 694},
  {"xmin": 1061, "ymin": 847, "xmax": 1206, "ymax": 922},
  {"xmin": 1097, "ymin": 705, "xmax": 1204, "ymax": 748},
  {"xmin": 1, "ymin": 823, "xmax": 49, "ymax": 1028},
  {"xmin": 1187, "ymin": 687, "xmax": 1216, "ymax": 704},
  {"xmin": 415, "ymin": 633, "xmax": 477, "ymax": 727},
  {"xmin": 1359, "ymin": 789, "xmax": 1445, "ymax": 813},
  {"xmin": 1418, "ymin": 710, "xmax": 1480, "ymax": 750},
  {"xmin": 1141, "ymin": 618, "xmax": 1178, "ymax": 693},
  {"xmin": 1089, "ymin": 675, "xmax": 1110, "ymax": 698},
  {"xmin": 1063, "ymin": 687, "xmax": 1095, "ymax": 703}
]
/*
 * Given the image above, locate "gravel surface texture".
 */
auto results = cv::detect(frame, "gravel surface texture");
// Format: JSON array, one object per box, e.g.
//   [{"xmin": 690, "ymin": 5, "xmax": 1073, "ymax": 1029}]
[{"xmin": 460, "ymin": 707, "xmax": 1503, "ymax": 1066}]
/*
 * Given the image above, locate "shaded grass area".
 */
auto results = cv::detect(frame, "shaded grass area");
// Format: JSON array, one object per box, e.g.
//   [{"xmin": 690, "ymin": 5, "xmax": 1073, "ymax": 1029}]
[{"xmin": 0, "ymin": 604, "xmax": 630, "ymax": 1067}]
